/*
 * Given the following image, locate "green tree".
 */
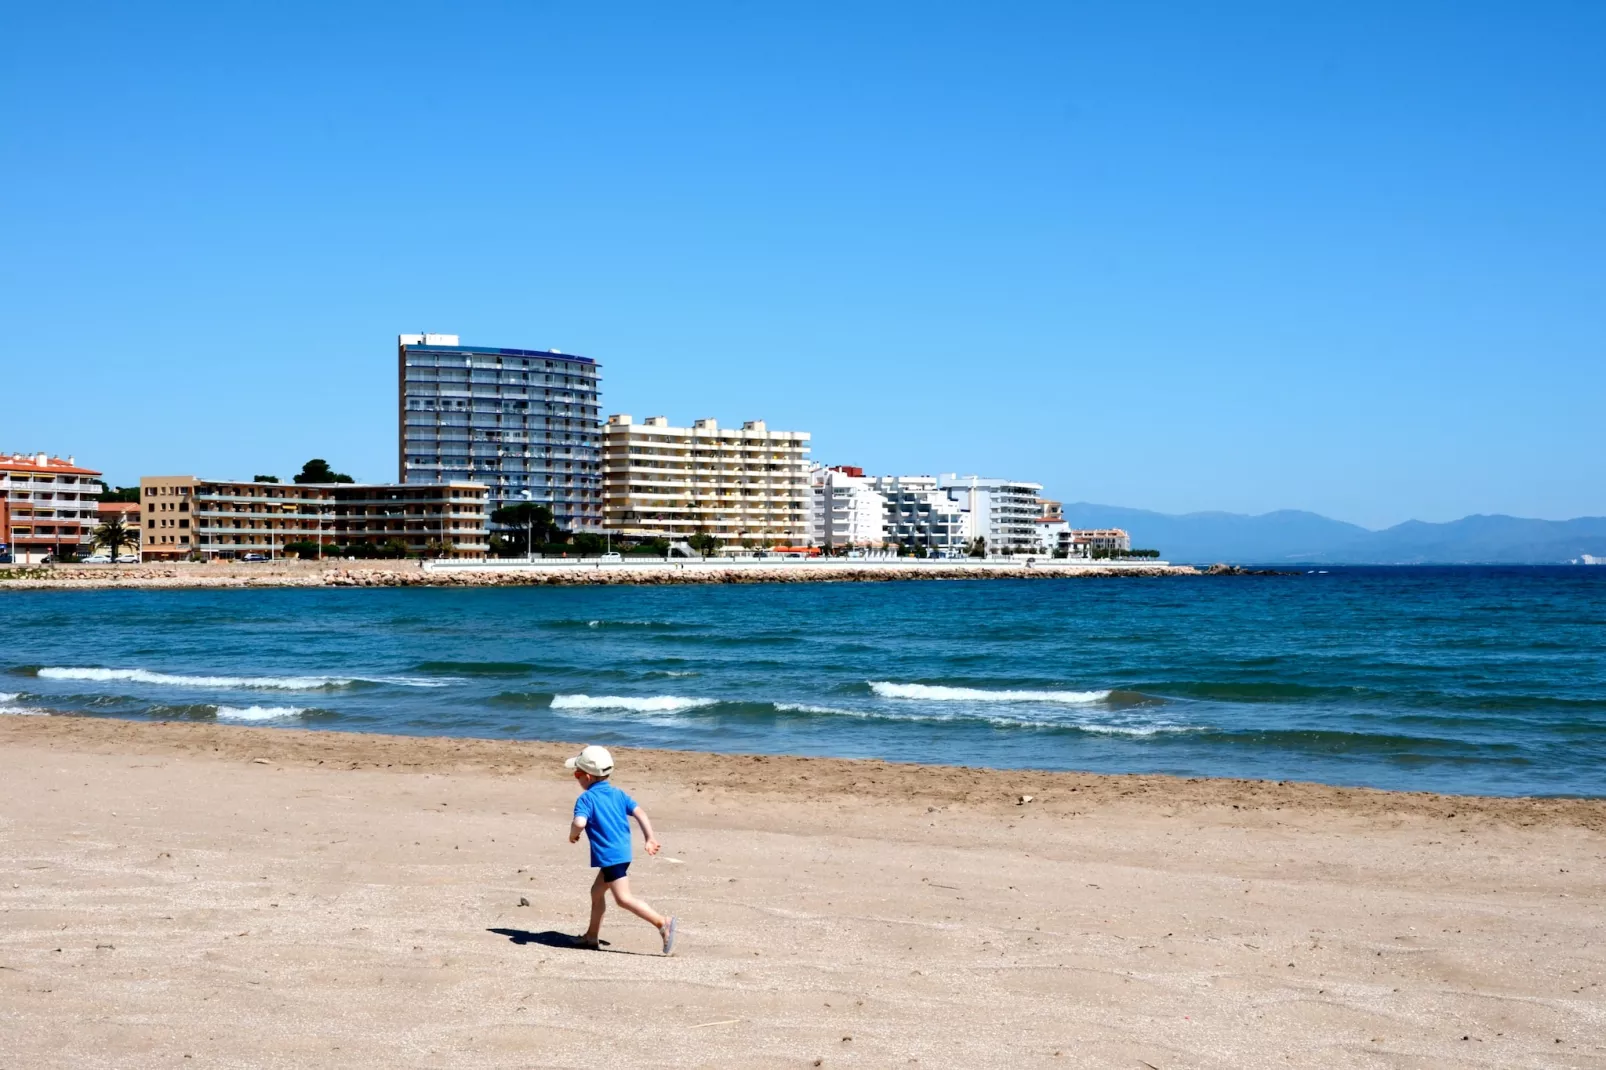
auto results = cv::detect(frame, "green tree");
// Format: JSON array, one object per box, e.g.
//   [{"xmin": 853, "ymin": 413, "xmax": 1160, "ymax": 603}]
[
  {"xmin": 293, "ymin": 459, "xmax": 354, "ymax": 484},
  {"xmin": 571, "ymin": 531, "xmax": 606, "ymax": 554},
  {"xmin": 253, "ymin": 474, "xmax": 280, "ymax": 483},
  {"xmin": 96, "ymin": 486, "xmax": 140, "ymax": 503},
  {"xmin": 91, "ymin": 515, "xmax": 133, "ymax": 561},
  {"xmin": 687, "ymin": 533, "xmax": 720, "ymax": 557},
  {"xmin": 967, "ymin": 537, "xmax": 988, "ymax": 558},
  {"xmin": 490, "ymin": 502, "xmax": 561, "ymax": 552}
]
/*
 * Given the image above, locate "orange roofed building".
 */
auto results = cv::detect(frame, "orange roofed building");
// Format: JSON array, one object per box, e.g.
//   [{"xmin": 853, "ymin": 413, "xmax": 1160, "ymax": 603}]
[{"xmin": 0, "ymin": 453, "xmax": 105, "ymax": 564}]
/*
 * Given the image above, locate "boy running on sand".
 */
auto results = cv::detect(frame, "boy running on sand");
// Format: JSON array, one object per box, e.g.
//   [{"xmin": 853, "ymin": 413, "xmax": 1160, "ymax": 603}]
[{"xmin": 565, "ymin": 745, "xmax": 677, "ymax": 954}]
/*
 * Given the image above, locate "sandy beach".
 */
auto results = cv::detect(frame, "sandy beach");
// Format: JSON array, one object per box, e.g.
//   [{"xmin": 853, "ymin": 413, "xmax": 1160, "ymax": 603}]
[{"xmin": 1, "ymin": 716, "xmax": 1602, "ymax": 1069}]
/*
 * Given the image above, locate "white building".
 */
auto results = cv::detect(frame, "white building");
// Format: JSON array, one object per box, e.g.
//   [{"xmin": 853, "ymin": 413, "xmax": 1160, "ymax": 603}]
[
  {"xmin": 936, "ymin": 474, "xmax": 1044, "ymax": 553},
  {"xmin": 872, "ymin": 475, "xmax": 974, "ymax": 554},
  {"xmin": 0, "ymin": 453, "xmax": 105, "ymax": 564},
  {"xmin": 602, "ymin": 415, "xmax": 812, "ymax": 546},
  {"xmin": 811, "ymin": 466, "xmax": 887, "ymax": 548}
]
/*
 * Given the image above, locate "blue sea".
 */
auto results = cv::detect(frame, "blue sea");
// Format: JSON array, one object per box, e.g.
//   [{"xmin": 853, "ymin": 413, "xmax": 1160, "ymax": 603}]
[{"xmin": 3, "ymin": 568, "xmax": 1603, "ymax": 797}]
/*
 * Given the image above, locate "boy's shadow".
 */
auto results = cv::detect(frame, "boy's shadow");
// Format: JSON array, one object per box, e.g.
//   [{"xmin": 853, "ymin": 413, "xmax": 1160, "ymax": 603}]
[{"xmin": 487, "ymin": 928, "xmax": 645, "ymax": 955}]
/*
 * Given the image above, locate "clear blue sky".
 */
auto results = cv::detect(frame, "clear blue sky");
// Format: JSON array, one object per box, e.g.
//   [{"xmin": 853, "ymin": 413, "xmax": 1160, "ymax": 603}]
[{"xmin": 3, "ymin": 2, "xmax": 1602, "ymax": 528}]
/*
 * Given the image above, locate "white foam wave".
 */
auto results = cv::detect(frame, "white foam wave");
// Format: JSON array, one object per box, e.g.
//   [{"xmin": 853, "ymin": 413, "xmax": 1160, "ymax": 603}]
[
  {"xmin": 784, "ymin": 699, "xmax": 1196, "ymax": 736},
  {"xmin": 35, "ymin": 667, "xmax": 452, "ymax": 691},
  {"xmin": 869, "ymin": 681, "xmax": 1112, "ymax": 704},
  {"xmin": 0, "ymin": 704, "xmax": 50, "ymax": 716},
  {"xmin": 1075, "ymin": 723, "xmax": 1197, "ymax": 737},
  {"xmin": 550, "ymin": 694, "xmax": 717, "ymax": 713},
  {"xmin": 215, "ymin": 705, "xmax": 307, "ymax": 722},
  {"xmin": 776, "ymin": 703, "xmax": 861, "ymax": 716},
  {"xmin": 0, "ymin": 691, "xmax": 20, "ymax": 703}
]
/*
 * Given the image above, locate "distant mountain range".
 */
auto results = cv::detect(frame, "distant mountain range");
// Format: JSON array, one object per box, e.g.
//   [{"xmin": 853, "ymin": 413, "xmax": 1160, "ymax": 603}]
[{"xmin": 1058, "ymin": 504, "xmax": 1606, "ymax": 565}]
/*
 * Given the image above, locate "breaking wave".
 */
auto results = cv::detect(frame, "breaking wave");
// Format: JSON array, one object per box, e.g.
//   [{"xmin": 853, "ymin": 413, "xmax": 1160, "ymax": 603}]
[
  {"xmin": 550, "ymin": 694, "xmax": 718, "ymax": 713},
  {"xmin": 30, "ymin": 667, "xmax": 453, "ymax": 691},
  {"xmin": 215, "ymin": 705, "xmax": 309, "ymax": 722},
  {"xmin": 869, "ymin": 681, "xmax": 1113, "ymax": 704}
]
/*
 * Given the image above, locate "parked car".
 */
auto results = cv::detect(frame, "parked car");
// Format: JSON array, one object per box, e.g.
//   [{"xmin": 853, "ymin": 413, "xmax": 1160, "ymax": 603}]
[
  {"xmin": 598, "ymin": 551, "xmax": 622, "ymax": 562},
  {"xmin": 116, "ymin": 554, "xmax": 139, "ymax": 564},
  {"xmin": 82, "ymin": 554, "xmax": 112, "ymax": 564},
  {"xmin": 241, "ymin": 553, "xmax": 268, "ymax": 562}
]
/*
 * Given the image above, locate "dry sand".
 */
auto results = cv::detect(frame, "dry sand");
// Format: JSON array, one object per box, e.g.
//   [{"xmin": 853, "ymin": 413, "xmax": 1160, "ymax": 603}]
[{"xmin": 1, "ymin": 716, "xmax": 1602, "ymax": 1069}]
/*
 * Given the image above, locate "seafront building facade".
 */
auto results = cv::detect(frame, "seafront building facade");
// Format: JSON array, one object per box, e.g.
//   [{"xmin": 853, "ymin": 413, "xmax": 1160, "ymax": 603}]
[
  {"xmin": 602, "ymin": 415, "xmax": 811, "ymax": 545},
  {"xmin": 811, "ymin": 466, "xmax": 887, "ymax": 549},
  {"xmin": 398, "ymin": 334, "xmax": 603, "ymax": 531},
  {"xmin": 139, "ymin": 476, "xmax": 489, "ymax": 561},
  {"xmin": 0, "ymin": 453, "xmax": 104, "ymax": 563},
  {"xmin": 936, "ymin": 474, "xmax": 1045, "ymax": 553},
  {"xmin": 871, "ymin": 475, "xmax": 974, "ymax": 553}
]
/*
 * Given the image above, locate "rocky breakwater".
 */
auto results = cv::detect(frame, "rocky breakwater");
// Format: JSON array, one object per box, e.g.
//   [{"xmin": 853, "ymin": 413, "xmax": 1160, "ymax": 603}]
[
  {"xmin": 0, "ymin": 564, "xmax": 328, "ymax": 590},
  {"xmin": 324, "ymin": 563, "xmax": 1200, "ymax": 587},
  {"xmin": 4, "ymin": 561, "xmax": 1201, "ymax": 590}
]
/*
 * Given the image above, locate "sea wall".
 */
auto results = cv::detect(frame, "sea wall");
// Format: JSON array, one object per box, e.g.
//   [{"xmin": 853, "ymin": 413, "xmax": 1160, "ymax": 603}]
[{"xmin": 0, "ymin": 559, "xmax": 1198, "ymax": 590}]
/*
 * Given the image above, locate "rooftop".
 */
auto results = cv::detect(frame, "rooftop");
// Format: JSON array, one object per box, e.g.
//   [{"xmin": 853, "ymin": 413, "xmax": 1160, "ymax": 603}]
[{"xmin": 1, "ymin": 452, "xmax": 102, "ymax": 476}]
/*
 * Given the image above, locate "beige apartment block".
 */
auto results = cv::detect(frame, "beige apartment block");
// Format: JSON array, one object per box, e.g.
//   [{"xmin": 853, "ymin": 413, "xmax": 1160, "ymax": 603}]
[
  {"xmin": 140, "ymin": 477, "xmax": 489, "ymax": 561},
  {"xmin": 602, "ymin": 415, "xmax": 811, "ymax": 546}
]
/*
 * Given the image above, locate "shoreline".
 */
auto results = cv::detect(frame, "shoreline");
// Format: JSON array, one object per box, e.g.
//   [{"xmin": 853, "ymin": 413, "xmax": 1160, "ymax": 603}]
[
  {"xmin": 6, "ymin": 715, "xmax": 1601, "ymax": 826},
  {"xmin": 0, "ymin": 557, "xmax": 1198, "ymax": 590}
]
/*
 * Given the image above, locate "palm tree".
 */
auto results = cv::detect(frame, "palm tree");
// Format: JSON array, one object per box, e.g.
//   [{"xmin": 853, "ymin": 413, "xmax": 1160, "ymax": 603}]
[{"xmin": 92, "ymin": 515, "xmax": 133, "ymax": 563}]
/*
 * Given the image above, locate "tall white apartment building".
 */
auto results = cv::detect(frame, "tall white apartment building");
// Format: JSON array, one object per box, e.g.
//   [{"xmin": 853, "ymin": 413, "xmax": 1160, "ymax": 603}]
[
  {"xmin": 603, "ymin": 415, "xmax": 811, "ymax": 545},
  {"xmin": 937, "ymin": 474, "xmax": 1044, "ymax": 552},
  {"xmin": 811, "ymin": 466, "xmax": 886, "ymax": 548},
  {"xmin": 872, "ymin": 475, "xmax": 973, "ymax": 553}
]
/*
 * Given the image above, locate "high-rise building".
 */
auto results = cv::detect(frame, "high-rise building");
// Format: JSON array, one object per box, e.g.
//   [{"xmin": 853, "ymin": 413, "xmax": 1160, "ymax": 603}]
[
  {"xmin": 398, "ymin": 334, "xmax": 603, "ymax": 531},
  {"xmin": 602, "ymin": 415, "xmax": 811, "ymax": 545},
  {"xmin": 0, "ymin": 453, "xmax": 105, "ymax": 563}
]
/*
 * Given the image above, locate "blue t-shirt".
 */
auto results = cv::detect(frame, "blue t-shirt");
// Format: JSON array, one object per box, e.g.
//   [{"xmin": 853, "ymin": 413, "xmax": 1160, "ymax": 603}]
[{"xmin": 574, "ymin": 781, "xmax": 637, "ymax": 868}]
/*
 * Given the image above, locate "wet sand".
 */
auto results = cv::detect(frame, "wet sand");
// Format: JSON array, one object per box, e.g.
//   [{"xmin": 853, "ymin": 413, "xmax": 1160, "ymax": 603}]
[{"xmin": 2, "ymin": 716, "xmax": 1602, "ymax": 1068}]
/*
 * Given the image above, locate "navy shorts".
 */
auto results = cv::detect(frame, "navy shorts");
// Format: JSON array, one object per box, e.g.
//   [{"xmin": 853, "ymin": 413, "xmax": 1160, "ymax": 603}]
[{"xmin": 598, "ymin": 862, "xmax": 630, "ymax": 883}]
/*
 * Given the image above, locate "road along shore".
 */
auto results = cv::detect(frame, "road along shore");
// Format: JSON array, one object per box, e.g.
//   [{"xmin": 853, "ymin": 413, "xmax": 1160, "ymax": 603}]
[{"xmin": 0, "ymin": 557, "xmax": 1199, "ymax": 590}]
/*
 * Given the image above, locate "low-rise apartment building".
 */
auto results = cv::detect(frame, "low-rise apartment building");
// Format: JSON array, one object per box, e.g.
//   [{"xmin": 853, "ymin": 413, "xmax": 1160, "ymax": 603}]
[
  {"xmin": 811, "ymin": 466, "xmax": 887, "ymax": 549},
  {"xmin": 871, "ymin": 475, "xmax": 974, "ymax": 553},
  {"xmin": 96, "ymin": 501, "xmax": 142, "ymax": 555},
  {"xmin": 602, "ymin": 415, "xmax": 811, "ymax": 545},
  {"xmin": 936, "ymin": 474, "xmax": 1045, "ymax": 553},
  {"xmin": 0, "ymin": 453, "xmax": 105, "ymax": 563},
  {"xmin": 140, "ymin": 477, "xmax": 489, "ymax": 561},
  {"xmin": 1067, "ymin": 528, "xmax": 1132, "ymax": 556}
]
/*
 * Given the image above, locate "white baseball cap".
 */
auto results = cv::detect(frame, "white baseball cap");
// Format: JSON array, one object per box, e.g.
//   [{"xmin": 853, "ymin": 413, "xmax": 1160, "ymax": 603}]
[{"xmin": 564, "ymin": 744, "xmax": 614, "ymax": 777}]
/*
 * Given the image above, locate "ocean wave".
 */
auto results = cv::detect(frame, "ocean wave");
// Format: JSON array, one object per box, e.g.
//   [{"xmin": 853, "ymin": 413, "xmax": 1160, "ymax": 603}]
[
  {"xmin": 540, "ymin": 619, "xmax": 684, "ymax": 632},
  {"xmin": 215, "ymin": 705, "xmax": 308, "ymax": 722},
  {"xmin": 0, "ymin": 705, "xmax": 51, "ymax": 716},
  {"xmin": 0, "ymin": 691, "xmax": 19, "ymax": 703},
  {"xmin": 31, "ymin": 667, "xmax": 454, "ymax": 691},
  {"xmin": 869, "ymin": 681, "xmax": 1112, "ymax": 704},
  {"xmin": 413, "ymin": 660, "xmax": 533, "ymax": 677},
  {"xmin": 775, "ymin": 702, "xmax": 860, "ymax": 716},
  {"xmin": 550, "ymin": 694, "xmax": 718, "ymax": 713}
]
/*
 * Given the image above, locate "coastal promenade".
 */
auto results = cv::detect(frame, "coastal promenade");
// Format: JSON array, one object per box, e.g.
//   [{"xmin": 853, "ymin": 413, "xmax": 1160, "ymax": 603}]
[{"xmin": 0, "ymin": 556, "xmax": 1196, "ymax": 590}]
